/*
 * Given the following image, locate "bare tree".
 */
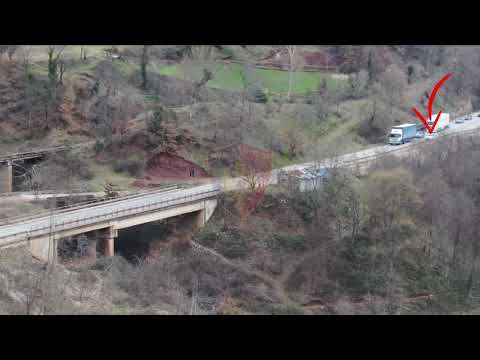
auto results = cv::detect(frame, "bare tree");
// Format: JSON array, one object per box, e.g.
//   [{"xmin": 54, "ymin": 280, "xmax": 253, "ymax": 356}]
[
  {"xmin": 58, "ymin": 60, "xmax": 66, "ymax": 84},
  {"xmin": 80, "ymin": 45, "xmax": 87, "ymax": 61},
  {"xmin": 466, "ymin": 220, "xmax": 480, "ymax": 297},
  {"xmin": 187, "ymin": 45, "xmax": 215, "ymax": 62},
  {"xmin": 285, "ymin": 45, "xmax": 304, "ymax": 101},
  {"xmin": 365, "ymin": 167, "xmax": 421, "ymax": 233},
  {"xmin": 113, "ymin": 94, "xmax": 135, "ymax": 145},
  {"xmin": 379, "ymin": 64, "xmax": 407, "ymax": 112},
  {"xmin": 348, "ymin": 69, "xmax": 369, "ymax": 99},
  {"xmin": 140, "ymin": 45, "xmax": 150, "ymax": 90},
  {"xmin": 18, "ymin": 46, "xmax": 33, "ymax": 79},
  {"xmin": 280, "ymin": 123, "xmax": 305, "ymax": 159},
  {"xmin": 446, "ymin": 190, "xmax": 475, "ymax": 281},
  {"xmin": 47, "ymin": 45, "xmax": 67, "ymax": 85},
  {"xmin": 7, "ymin": 45, "xmax": 18, "ymax": 61},
  {"xmin": 0, "ymin": 45, "xmax": 8, "ymax": 58}
]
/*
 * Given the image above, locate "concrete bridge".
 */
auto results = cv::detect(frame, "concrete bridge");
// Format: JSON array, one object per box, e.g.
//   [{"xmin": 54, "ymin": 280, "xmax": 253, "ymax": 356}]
[{"xmin": 0, "ymin": 183, "xmax": 220, "ymax": 263}]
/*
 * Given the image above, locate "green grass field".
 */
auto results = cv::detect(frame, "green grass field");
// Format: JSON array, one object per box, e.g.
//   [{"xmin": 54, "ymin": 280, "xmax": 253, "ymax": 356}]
[{"xmin": 157, "ymin": 62, "xmax": 344, "ymax": 94}]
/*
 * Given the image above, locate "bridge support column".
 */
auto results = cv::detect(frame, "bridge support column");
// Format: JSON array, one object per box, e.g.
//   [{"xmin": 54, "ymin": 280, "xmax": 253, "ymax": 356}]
[
  {"xmin": 86, "ymin": 235, "xmax": 98, "ymax": 260},
  {"xmin": 30, "ymin": 236, "xmax": 58, "ymax": 264},
  {"xmin": 0, "ymin": 161, "xmax": 13, "ymax": 193},
  {"xmin": 174, "ymin": 199, "xmax": 218, "ymax": 233},
  {"xmin": 104, "ymin": 226, "xmax": 117, "ymax": 257}
]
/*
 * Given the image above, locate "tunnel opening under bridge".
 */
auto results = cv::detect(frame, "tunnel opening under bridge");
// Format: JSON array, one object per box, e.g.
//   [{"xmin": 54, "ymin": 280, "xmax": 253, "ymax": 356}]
[
  {"xmin": 116, "ymin": 220, "xmax": 170, "ymax": 262},
  {"xmin": 115, "ymin": 210, "xmax": 206, "ymax": 263}
]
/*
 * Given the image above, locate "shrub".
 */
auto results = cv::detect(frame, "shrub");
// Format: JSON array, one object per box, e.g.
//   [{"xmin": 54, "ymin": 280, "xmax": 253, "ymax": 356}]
[
  {"xmin": 250, "ymin": 87, "xmax": 268, "ymax": 103},
  {"xmin": 162, "ymin": 46, "xmax": 185, "ymax": 61},
  {"xmin": 113, "ymin": 159, "xmax": 145, "ymax": 177},
  {"xmin": 262, "ymin": 304, "xmax": 306, "ymax": 315},
  {"xmin": 77, "ymin": 166, "xmax": 95, "ymax": 180},
  {"xmin": 274, "ymin": 234, "xmax": 307, "ymax": 252},
  {"xmin": 197, "ymin": 228, "xmax": 249, "ymax": 259},
  {"xmin": 219, "ymin": 46, "xmax": 235, "ymax": 60},
  {"xmin": 43, "ymin": 151, "xmax": 94, "ymax": 183},
  {"xmin": 94, "ymin": 140, "xmax": 105, "ymax": 154}
]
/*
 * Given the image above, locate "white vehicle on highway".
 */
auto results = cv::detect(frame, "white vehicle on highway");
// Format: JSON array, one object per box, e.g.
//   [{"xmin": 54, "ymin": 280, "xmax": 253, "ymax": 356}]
[
  {"xmin": 389, "ymin": 124, "xmax": 417, "ymax": 145},
  {"xmin": 465, "ymin": 114, "xmax": 473, "ymax": 121},
  {"xmin": 455, "ymin": 117, "xmax": 464, "ymax": 124},
  {"xmin": 428, "ymin": 113, "xmax": 450, "ymax": 131},
  {"xmin": 424, "ymin": 132, "xmax": 439, "ymax": 140}
]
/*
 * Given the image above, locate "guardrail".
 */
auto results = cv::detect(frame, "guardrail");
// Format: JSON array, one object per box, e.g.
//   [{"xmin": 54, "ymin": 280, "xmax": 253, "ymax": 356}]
[
  {"xmin": 0, "ymin": 185, "xmax": 180, "ymax": 226},
  {"xmin": 0, "ymin": 186, "xmax": 221, "ymax": 247}
]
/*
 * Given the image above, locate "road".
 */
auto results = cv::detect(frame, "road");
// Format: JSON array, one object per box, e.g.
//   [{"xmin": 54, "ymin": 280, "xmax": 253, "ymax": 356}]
[{"xmin": 277, "ymin": 111, "xmax": 480, "ymax": 174}]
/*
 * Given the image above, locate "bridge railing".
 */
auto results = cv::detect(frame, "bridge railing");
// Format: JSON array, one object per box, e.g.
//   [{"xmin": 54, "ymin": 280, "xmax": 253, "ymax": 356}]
[
  {"xmin": 0, "ymin": 186, "xmax": 221, "ymax": 246},
  {"xmin": 0, "ymin": 185, "xmax": 180, "ymax": 226}
]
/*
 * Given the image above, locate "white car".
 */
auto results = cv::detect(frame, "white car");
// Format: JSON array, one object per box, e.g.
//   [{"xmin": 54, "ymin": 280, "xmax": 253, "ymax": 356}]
[
  {"xmin": 455, "ymin": 117, "xmax": 464, "ymax": 124},
  {"xmin": 424, "ymin": 132, "xmax": 438, "ymax": 140}
]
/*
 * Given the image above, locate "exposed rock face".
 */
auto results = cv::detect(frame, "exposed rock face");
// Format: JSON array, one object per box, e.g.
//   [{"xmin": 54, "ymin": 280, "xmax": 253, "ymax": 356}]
[{"xmin": 145, "ymin": 152, "xmax": 209, "ymax": 179}]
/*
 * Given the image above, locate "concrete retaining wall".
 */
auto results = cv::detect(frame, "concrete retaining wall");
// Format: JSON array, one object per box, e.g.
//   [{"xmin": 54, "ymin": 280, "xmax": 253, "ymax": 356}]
[{"xmin": 0, "ymin": 163, "xmax": 12, "ymax": 193}]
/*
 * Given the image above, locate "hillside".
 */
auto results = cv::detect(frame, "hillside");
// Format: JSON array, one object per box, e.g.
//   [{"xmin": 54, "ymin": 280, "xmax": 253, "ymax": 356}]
[{"xmin": 2, "ymin": 45, "xmax": 480, "ymax": 315}]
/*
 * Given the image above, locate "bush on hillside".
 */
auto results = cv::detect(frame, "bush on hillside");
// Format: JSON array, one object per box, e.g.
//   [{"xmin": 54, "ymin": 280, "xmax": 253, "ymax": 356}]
[
  {"xmin": 113, "ymin": 158, "xmax": 145, "ymax": 177},
  {"xmin": 250, "ymin": 86, "xmax": 268, "ymax": 103}
]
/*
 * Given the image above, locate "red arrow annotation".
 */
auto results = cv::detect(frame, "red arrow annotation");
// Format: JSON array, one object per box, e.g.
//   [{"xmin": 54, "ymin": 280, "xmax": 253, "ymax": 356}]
[{"xmin": 412, "ymin": 73, "xmax": 453, "ymax": 134}]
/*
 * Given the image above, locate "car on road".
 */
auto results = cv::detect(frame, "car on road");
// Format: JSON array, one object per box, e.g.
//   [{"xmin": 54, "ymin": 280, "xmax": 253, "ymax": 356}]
[
  {"xmin": 455, "ymin": 117, "xmax": 464, "ymax": 124},
  {"xmin": 465, "ymin": 115, "xmax": 473, "ymax": 121},
  {"xmin": 416, "ymin": 129, "xmax": 425, "ymax": 138},
  {"xmin": 424, "ymin": 132, "xmax": 438, "ymax": 140},
  {"xmin": 416, "ymin": 124, "xmax": 426, "ymax": 138}
]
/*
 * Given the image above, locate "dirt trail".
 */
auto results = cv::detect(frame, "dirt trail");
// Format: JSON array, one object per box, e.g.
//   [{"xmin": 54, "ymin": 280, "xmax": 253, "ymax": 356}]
[
  {"xmin": 59, "ymin": 78, "xmax": 83, "ymax": 134},
  {"xmin": 191, "ymin": 240, "xmax": 337, "ymax": 314},
  {"xmin": 190, "ymin": 241, "xmax": 304, "ymax": 311}
]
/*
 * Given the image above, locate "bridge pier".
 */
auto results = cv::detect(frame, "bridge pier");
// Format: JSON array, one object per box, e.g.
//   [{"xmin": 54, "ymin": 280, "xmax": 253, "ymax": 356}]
[
  {"xmin": 0, "ymin": 161, "xmax": 12, "ymax": 193},
  {"xmin": 86, "ymin": 234, "xmax": 98, "ymax": 260},
  {"xmin": 30, "ymin": 236, "xmax": 57, "ymax": 264},
  {"xmin": 30, "ymin": 225, "xmax": 118, "ymax": 264},
  {"xmin": 103, "ymin": 226, "xmax": 117, "ymax": 257}
]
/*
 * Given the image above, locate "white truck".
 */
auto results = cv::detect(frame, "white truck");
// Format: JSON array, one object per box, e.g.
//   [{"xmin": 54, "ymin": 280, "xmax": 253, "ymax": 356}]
[
  {"xmin": 428, "ymin": 113, "xmax": 450, "ymax": 132},
  {"xmin": 389, "ymin": 124, "xmax": 417, "ymax": 145}
]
